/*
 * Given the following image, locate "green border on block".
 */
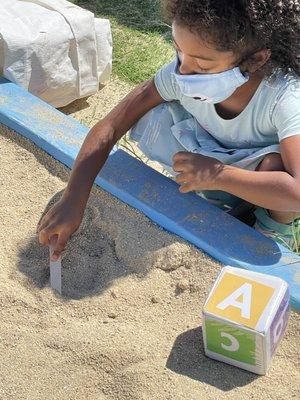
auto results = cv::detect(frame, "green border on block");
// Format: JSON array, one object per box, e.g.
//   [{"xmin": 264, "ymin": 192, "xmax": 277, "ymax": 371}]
[{"xmin": 205, "ymin": 318, "xmax": 256, "ymax": 365}]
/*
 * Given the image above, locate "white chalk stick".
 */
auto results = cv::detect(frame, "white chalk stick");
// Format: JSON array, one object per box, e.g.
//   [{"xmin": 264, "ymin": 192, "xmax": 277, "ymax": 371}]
[{"xmin": 49, "ymin": 245, "xmax": 62, "ymax": 294}]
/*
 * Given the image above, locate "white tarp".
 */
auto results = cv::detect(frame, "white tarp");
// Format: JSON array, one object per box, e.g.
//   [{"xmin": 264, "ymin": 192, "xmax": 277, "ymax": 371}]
[{"xmin": 0, "ymin": 0, "xmax": 112, "ymax": 107}]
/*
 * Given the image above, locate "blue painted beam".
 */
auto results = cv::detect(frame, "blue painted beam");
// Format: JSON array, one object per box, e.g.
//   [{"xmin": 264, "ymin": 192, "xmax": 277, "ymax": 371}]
[{"xmin": 0, "ymin": 77, "xmax": 299, "ymax": 310}]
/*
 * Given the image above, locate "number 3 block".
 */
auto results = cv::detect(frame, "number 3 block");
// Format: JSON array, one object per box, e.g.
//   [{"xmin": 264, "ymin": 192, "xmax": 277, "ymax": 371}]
[{"xmin": 203, "ymin": 266, "xmax": 290, "ymax": 375}]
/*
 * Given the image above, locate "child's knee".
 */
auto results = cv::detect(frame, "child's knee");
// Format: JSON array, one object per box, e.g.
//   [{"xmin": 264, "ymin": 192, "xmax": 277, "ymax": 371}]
[{"xmin": 256, "ymin": 153, "xmax": 284, "ymax": 172}]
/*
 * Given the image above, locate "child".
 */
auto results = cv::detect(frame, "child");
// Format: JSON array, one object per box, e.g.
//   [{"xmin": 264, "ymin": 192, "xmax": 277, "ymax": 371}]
[{"xmin": 38, "ymin": 0, "xmax": 300, "ymax": 259}]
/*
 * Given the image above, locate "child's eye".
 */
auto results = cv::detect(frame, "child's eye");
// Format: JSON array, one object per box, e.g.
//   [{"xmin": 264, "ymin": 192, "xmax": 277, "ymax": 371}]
[{"xmin": 173, "ymin": 43, "xmax": 211, "ymax": 73}]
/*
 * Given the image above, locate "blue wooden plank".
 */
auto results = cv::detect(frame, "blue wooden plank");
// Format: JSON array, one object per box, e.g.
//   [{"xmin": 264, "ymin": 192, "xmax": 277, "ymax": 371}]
[{"xmin": 1, "ymin": 77, "xmax": 299, "ymax": 310}]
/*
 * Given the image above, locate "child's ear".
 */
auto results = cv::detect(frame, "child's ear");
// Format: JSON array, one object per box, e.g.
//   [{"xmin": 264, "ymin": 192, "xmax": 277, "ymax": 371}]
[{"xmin": 240, "ymin": 49, "xmax": 271, "ymax": 73}]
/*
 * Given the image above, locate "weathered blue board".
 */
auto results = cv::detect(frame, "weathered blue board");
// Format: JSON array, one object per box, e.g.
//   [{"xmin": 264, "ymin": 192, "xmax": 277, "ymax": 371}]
[{"xmin": 0, "ymin": 77, "xmax": 299, "ymax": 310}]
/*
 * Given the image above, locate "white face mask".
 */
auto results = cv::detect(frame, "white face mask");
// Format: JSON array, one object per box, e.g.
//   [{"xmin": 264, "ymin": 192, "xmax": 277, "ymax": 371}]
[{"xmin": 172, "ymin": 56, "xmax": 249, "ymax": 103}]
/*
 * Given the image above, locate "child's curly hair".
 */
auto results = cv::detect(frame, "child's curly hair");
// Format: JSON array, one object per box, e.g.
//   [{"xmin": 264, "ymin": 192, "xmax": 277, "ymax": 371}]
[{"xmin": 163, "ymin": 0, "xmax": 300, "ymax": 78}]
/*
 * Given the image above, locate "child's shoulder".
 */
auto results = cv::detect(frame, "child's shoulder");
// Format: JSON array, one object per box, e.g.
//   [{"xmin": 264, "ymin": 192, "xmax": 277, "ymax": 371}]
[
  {"xmin": 265, "ymin": 70, "xmax": 300, "ymax": 137},
  {"xmin": 262, "ymin": 69, "xmax": 300, "ymax": 100}
]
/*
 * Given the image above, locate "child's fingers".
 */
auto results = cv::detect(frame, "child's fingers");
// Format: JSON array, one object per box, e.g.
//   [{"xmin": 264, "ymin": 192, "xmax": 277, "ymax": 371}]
[
  {"xmin": 179, "ymin": 183, "xmax": 194, "ymax": 193},
  {"xmin": 175, "ymin": 172, "xmax": 191, "ymax": 184},
  {"xmin": 39, "ymin": 226, "xmax": 53, "ymax": 245},
  {"xmin": 36, "ymin": 215, "xmax": 45, "ymax": 232},
  {"xmin": 172, "ymin": 151, "xmax": 190, "ymax": 163},
  {"xmin": 50, "ymin": 234, "xmax": 59, "ymax": 248},
  {"xmin": 173, "ymin": 160, "xmax": 191, "ymax": 173},
  {"xmin": 37, "ymin": 216, "xmax": 50, "ymax": 234},
  {"xmin": 52, "ymin": 233, "xmax": 68, "ymax": 261},
  {"xmin": 39, "ymin": 222, "xmax": 58, "ymax": 245}
]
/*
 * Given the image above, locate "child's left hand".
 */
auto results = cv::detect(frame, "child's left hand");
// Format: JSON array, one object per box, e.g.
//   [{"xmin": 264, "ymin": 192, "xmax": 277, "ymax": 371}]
[{"xmin": 172, "ymin": 152, "xmax": 224, "ymax": 193}]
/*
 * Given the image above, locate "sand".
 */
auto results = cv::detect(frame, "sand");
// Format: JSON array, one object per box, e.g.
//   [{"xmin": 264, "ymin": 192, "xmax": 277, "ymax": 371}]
[{"xmin": 1, "ymin": 78, "xmax": 300, "ymax": 399}]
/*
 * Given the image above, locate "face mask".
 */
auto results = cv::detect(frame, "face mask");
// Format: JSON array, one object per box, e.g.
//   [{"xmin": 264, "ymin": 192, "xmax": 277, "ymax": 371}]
[{"xmin": 172, "ymin": 56, "xmax": 249, "ymax": 103}]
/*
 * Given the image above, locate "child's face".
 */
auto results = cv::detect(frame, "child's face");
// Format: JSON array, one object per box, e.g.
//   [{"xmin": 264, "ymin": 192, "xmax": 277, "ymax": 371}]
[{"xmin": 172, "ymin": 21, "xmax": 243, "ymax": 75}]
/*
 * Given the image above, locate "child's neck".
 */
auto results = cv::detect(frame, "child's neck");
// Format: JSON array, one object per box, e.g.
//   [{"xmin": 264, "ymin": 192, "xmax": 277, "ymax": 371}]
[{"xmin": 215, "ymin": 71, "xmax": 265, "ymax": 120}]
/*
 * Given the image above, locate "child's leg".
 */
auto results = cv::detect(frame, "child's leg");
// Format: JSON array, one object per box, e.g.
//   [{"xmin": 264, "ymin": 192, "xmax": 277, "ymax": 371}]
[
  {"xmin": 256, "ymin": 153, "xmax": 300, "ymax": 223},
  {"xmin": 254, "ymin": 152, "xmax": 300, "ymax": 251}
]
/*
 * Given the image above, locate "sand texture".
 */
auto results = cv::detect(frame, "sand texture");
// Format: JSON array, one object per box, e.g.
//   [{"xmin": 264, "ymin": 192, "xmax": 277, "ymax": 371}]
[{"xmin": 1, "ymin": 97, "xmax": 300, "ymax": 399}]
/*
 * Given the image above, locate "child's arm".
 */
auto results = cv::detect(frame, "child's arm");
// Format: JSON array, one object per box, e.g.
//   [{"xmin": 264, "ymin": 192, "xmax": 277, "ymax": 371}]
[
  {"xmin": 172, "ymin": 135, "xmax": 300, "ymax": 212},
  {"xmin": 38, "ymin": 78, "xmax": 165, "ymax": 260},
  {"xmin": 215, "ymin": 135, "xmax": 300, "ymax": 211}
]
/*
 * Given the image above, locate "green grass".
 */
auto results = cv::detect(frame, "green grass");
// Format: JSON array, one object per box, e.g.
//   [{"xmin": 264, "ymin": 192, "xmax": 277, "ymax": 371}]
[{"xmin": 71, "ymin": 0, "xmax": 175, "ymax": 84}]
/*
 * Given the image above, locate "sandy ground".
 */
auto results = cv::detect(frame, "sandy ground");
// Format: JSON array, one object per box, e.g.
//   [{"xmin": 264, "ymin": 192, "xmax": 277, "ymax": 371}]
[{"xmin": 1, "ymin": 77, "xmax": 300, "ymax": 400}]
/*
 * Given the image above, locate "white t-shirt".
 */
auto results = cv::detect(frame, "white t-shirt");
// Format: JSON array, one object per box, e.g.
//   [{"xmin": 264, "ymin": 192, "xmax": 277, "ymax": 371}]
[{"xmin": 154, "ymin": 59, "xmax": 300, "ymax": 149}]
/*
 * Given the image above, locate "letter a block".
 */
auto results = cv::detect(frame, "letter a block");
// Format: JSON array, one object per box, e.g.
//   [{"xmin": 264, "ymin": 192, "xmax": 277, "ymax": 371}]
[{"xmin": 202, "ymin": 266, "xmax": 290, "ymax": 375}]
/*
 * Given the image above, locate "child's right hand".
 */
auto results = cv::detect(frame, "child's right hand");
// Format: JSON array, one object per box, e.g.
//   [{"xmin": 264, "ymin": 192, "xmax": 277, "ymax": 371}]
[{"xmin": 37, "ymin": 198, "xmax": 84, "ymax": 261}]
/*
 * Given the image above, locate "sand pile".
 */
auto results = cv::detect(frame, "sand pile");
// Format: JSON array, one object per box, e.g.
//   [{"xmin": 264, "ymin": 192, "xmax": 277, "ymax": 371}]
[{"xmin": 1, "ymin": 121, "xmax": 299, "ymax": 399}]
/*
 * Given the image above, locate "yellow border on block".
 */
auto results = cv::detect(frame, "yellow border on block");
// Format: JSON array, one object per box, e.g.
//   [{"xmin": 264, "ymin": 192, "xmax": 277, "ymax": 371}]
[{"xmin": 204, "ymin": 272, "xmax": 275, "ymax": 329}]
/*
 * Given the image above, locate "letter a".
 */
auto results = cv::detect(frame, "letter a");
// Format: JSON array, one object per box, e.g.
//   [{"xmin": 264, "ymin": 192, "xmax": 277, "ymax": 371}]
[{"xmin": 216, "ymin": 283, "xmax": 252, "ymax": 319}]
